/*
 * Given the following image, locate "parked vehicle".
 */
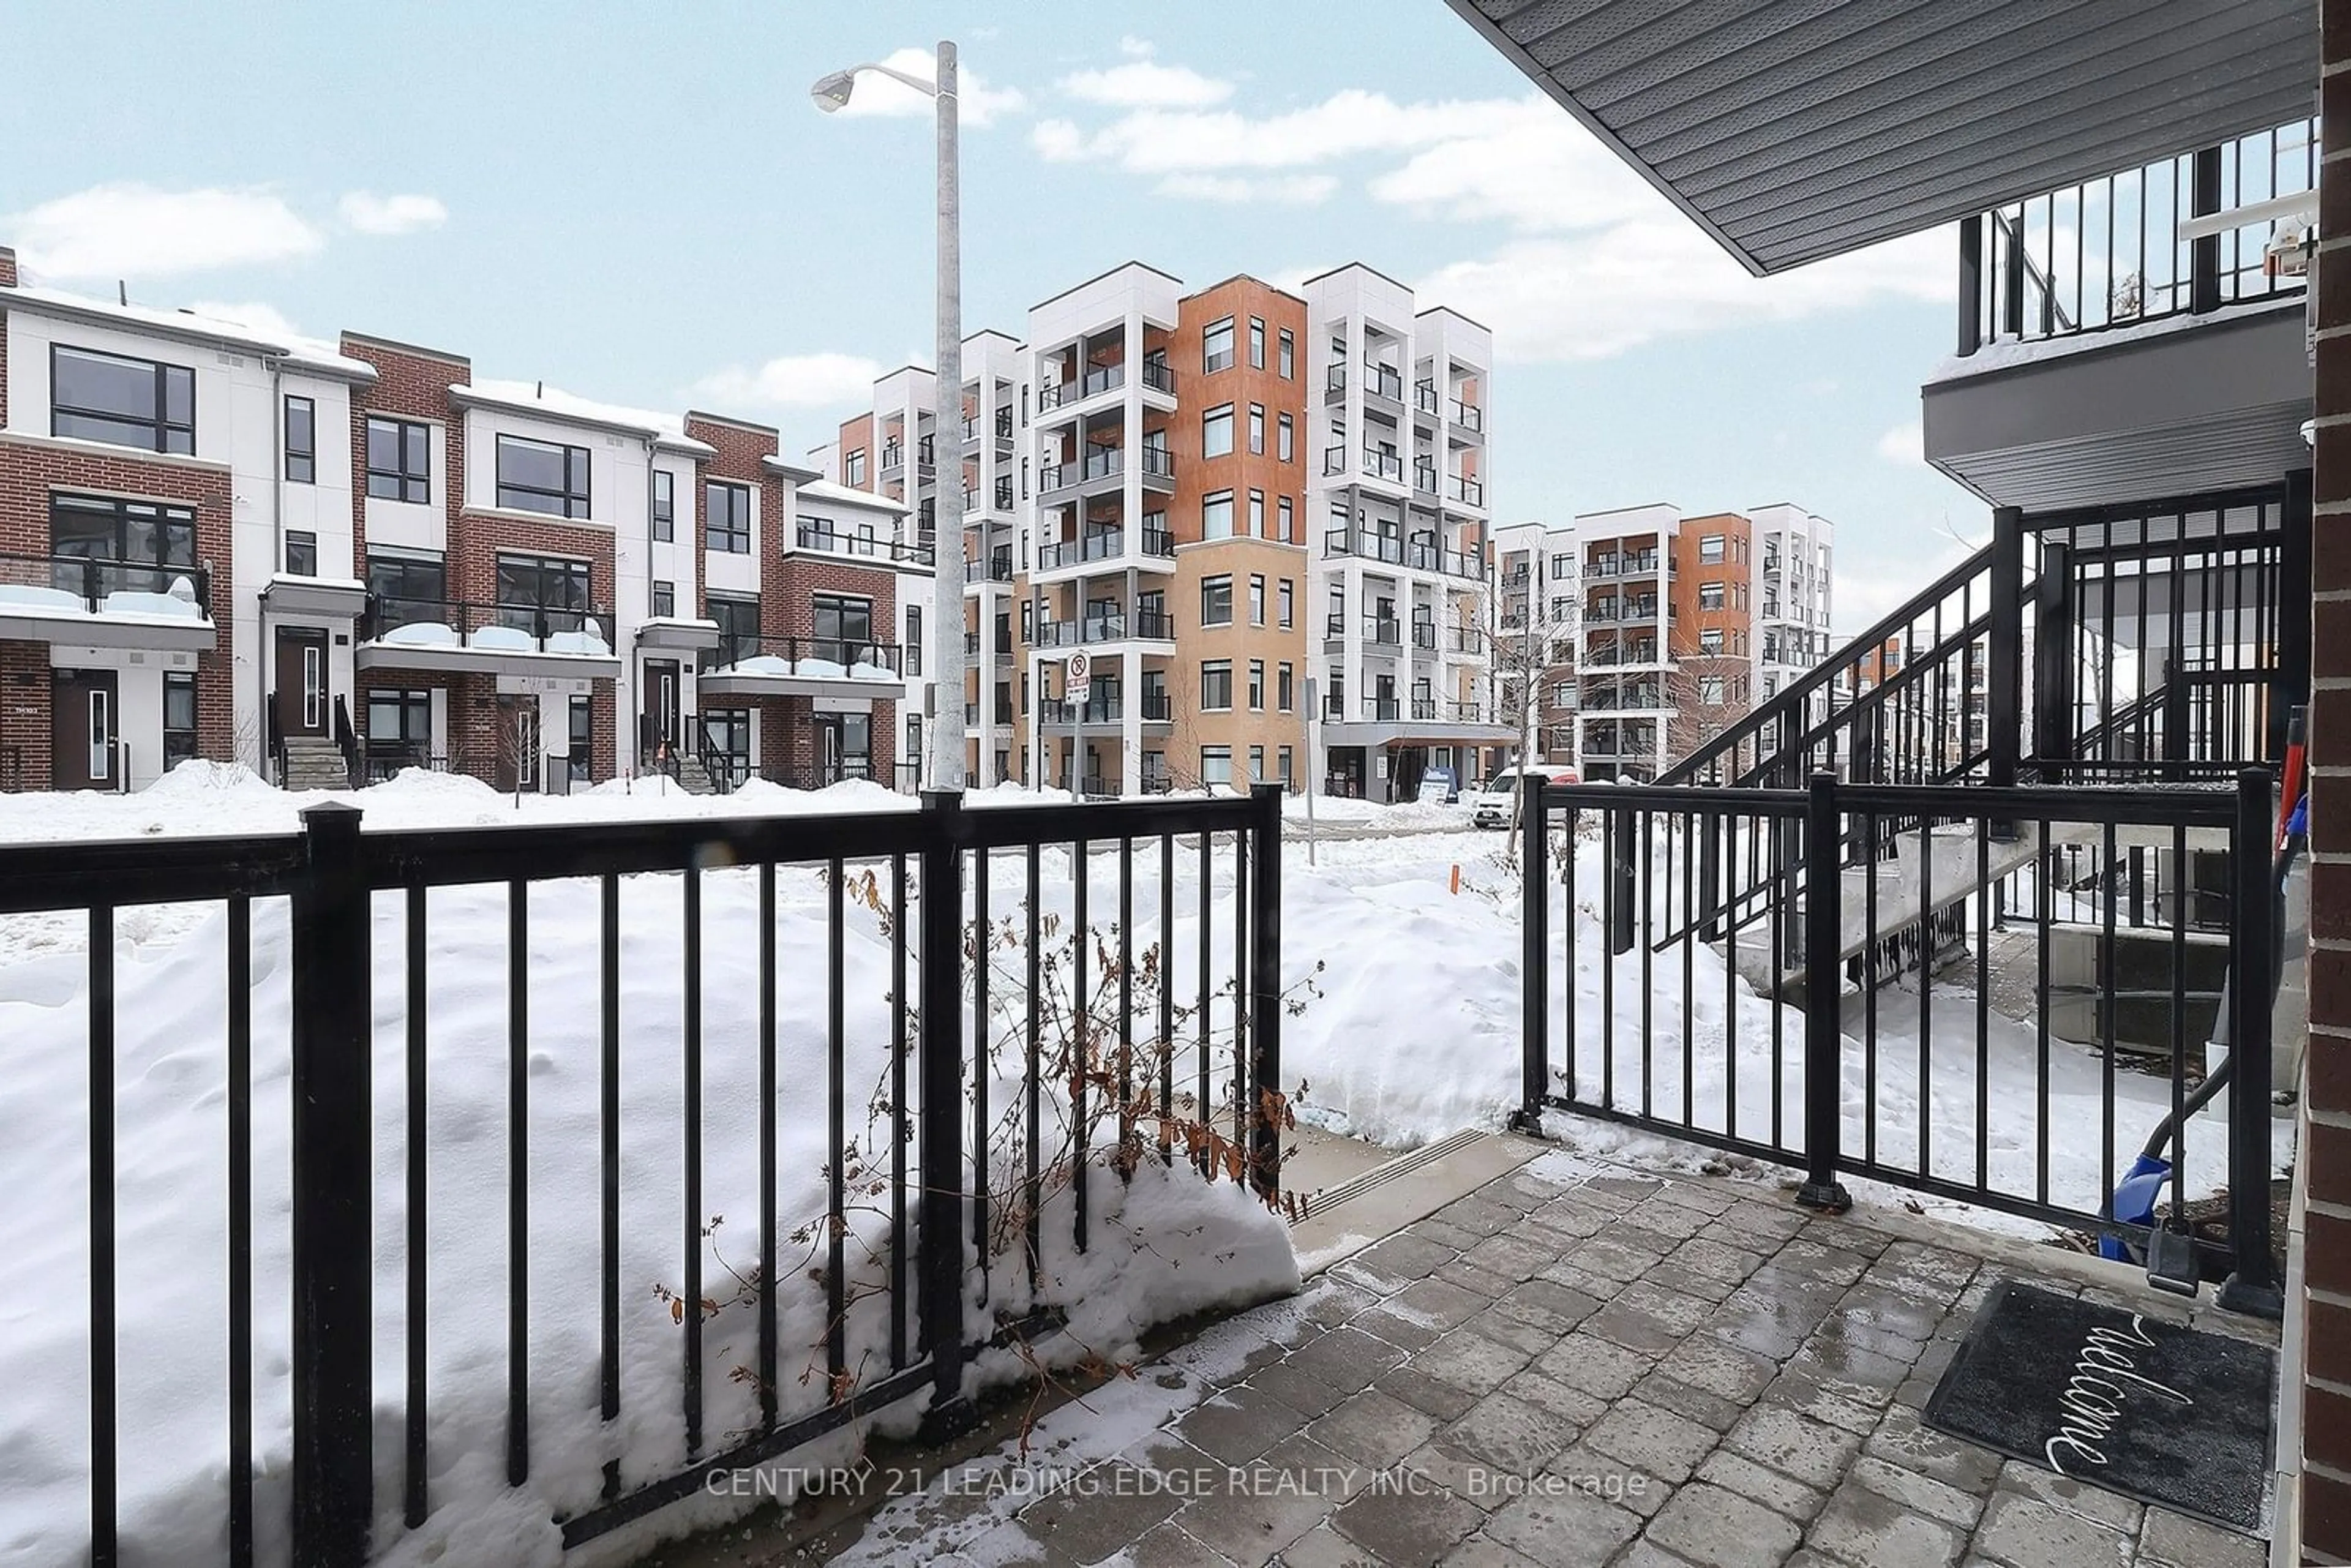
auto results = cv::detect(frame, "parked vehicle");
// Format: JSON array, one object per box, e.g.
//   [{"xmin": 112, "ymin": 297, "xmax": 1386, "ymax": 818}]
[{"xmin": 1472, "ymin": 764, "xmax": 1578, "ymax": 828}]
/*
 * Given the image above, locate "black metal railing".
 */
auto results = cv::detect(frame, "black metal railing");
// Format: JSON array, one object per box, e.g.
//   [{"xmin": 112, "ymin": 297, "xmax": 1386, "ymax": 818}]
[
  {"xmin": 0, "ymin": 549, "xmax": 214, "ymax": 621},
  {"xmin": 1959, "ymin": 118, "xmax": 2317, "ymax": 356},
  {"xmin": 362, "ymin": 744, "xmax": 450, "ymax": 784},
  {"xmin": 796, "ymin": 524, "xmax": 936, "ymax": 567},
  {"xmin": 1140, "ymin": 360, "xmax": 1176, "ymax": 395},
  {"xmin": 1037, "ymin": 531, "xmax": 1125, "ymax": 570},
  {"xmin": 1141, "ymin": 692, "xmax": 1173, "ymax": 721},
  {"xmin": 363, "ymin": 597, "xmax": 615, "ymax": 655},
  {"xmin": 1517, "ymin": 770, "xmax": 2279, "ymax": 1312},
  {"xmin": 4, "ymin": 787, "xmax": 1288, "ymax": 1566},
  {"xmin": 708, "ymin": 634, "xmax": 905, "ymax": 677}
]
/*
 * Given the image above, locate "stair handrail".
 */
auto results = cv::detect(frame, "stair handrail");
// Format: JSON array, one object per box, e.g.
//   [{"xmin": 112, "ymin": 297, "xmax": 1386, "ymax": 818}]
[
  {"xmin": 1659, "ymin": 541, "xmax": 1997, "ymax": 787},
  {"xmin": 1728, "ymin": 608, "xmax": 1995, "ymax": 789},
  {"xmin": 331, "ymin": 696, "xmax": 361, "ymax": 790}
]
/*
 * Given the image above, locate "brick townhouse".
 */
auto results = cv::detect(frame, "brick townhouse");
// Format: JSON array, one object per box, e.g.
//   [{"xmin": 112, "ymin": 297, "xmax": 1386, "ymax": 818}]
[{"xmin": 0, "ymin": 244, "xmax": 919, "ymax": 794}]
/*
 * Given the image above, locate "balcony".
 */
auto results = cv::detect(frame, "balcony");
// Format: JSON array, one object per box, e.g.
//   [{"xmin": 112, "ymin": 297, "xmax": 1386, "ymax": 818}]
[
  {"xmin": 1448, "ymin": 475, "xmax": 1485, "ymax": 508},
  {"xmin": 1412, "ymin": 462, "xmax": 1438, "ymax": 495},
  {"xmin": 698, "ymin": 633, "xmax": 907, "ymax": 699},
  {"xmin": 962, "ymin": 411, "xmax": 1016, "ymax": 456},
  {"xmin": 965, "ymin": 551, "xmax": 1014, "ymax": 584},
  {"xmin": 1138, "ymin": 446, "xmax": 1176, "ymax": 492},
  {"xmin": 1141, "ymin": 692, "xmax": 1172, "ymax": 722},
  {"xmin": 1450, "ymin": 628, "xmax": 1482, "ymax": 654},
  {"xmin": 1139, "ymin": 359, "xmax": 1176, "ymax": 396},
  {"xmin": 1410, "ymin": 621, "xmax": 1438, "ymax": 651},
  {"xmin": 357, "ymin": 598, "xmax": 619, "ymax": 679},
  {"xmin": 1360, "ymin": 450, "xmax": 1405, "ymax": 484},
  {"xmin": 0, "ymin": 552, "xmax": 216, "ymax": 651},
  {"xmin": 1038, "ymin": 698, "xmax": 1125, "ymax": 727},
  {"xmin": 1411, "ymin": 698, "xmax": 1439, "ymax": 721},
  {"xmin": 1368, "ymin": 619, "xmax": 1403, "ymax": 648},
  {"xmin": 794, "ymin": 523, "xmax": 936, "ymax": 568},
  {"xmin": 1451, "ymin": 399, "xmax": 1484, "ymax": 433},
  {"xmin": 1413, "ymin": 380, "xmax": 1439, "ymax": 416},
  {"xmin": 1365, "ymin": 699, "xmax": 1401, "ymax": 722},
  {"xmin": 1031, "ymin": 610, "xmax": 1174, "ymax": 647},
  {"xmin": 962, "ymin": 478, "xmax": 1016, "ymax": 515},
  {"xmin": 1035, "ymin": 531, "xmax": 1127, "ymax": 571},
  {"xmin": 1037, "ymin": 364, "xmax": 1125, "ymax": 412},
  {"xmin": 1326, "ymin": 528, "xmax": 1485, "ymax": 580},
  {"xmin": 1141, "ymin": 524, "xmax": 1175, "ymax": 558}
]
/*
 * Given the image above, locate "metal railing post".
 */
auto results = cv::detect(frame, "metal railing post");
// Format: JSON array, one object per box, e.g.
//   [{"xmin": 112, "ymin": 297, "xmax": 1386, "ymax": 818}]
[
  {"xmin": 1248, "ymin": 784, "xmax": 1284, "ymax": 1198},
  {"xmin": 1988, "ymin": 508, "xmax": 2023, "ymax": 795},
  {"xmin": 2191, "ymin": 144, "xmax": 2223, "ymax": 315},
  {"xmin": 1512, "ymin": 776, "xmax": 1549, "ymax": 1132},
  {"xmin": 1957, "ymin": 214, "xmax": 1983, "ymax": 356},
  {"xmin": 2220, "ymin": 766, "xmax": 2283, "ymax": 1316},
  {"xmin": 290, "ymin": 803, "xmax": 373, "ymax": 1567},
  {"xmin": 1798, "ymin": 773, "xmax": 1851, "ymax": 1212},
  {"xmin": 915, "ymin": 789, "xmax": 977, "ymax": 1438}
]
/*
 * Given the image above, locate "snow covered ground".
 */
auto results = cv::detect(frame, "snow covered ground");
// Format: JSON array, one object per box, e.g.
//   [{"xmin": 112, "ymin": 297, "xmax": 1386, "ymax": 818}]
[{"xmin": 0, "ymin": 765, "xmax": 2284, "ymax": 1565}]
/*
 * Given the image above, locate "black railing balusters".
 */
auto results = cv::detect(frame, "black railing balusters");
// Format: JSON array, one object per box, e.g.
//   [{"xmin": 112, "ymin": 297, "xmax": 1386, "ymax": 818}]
[
  {"xmin": 680, "ymin": 865, "xmax": 701, "ymax": 1460},
  {"xmin": 915, "ymin": 792, "xmax": 970, "ymax": 1438},
  {"xmin": 1515, "ymin": 782, "xmax": 1548, "ymax": 1129},
  {"xmin": 1975, "ymin": 819, "xmax": 1992, "ymax": 1195},
  {"xmin": 508, "ymin": 877, "xmax": 533, "ymax": 1484},
  {"xmin": 227, "ymin": 893, "xmax": 255, "ymax": 1568},
  {"xmin": 1916, "ymin": 822, "xmax": 1932, "ymax": 1182},
  {"xmin": 2222, "ymin": 768, "xmax": 2281, "ymax": 1311},
  {"xmin": 890, "ymin": 854, "xmax": 910, "ymax": 1367},
  {"xmin": 973, "ymin": 847, "xmax": 991, "ymax": 1272},
  {"xmin": 1071, "ymin": 835, "xmax": 1090, "ymax": 1252},
  {"xmin": 1159, "ymin": 835, "xmax": 1176, "ymax": 1165},
  {"xmin": 1864, "ymin": 812, "xmax": 1879, "ymax": 1170},
  {"xmin": 1232, "ymin": 825, "xmax": 1250, "ymax": 1169},
  {"xmin": 1196, "ymin": 830, "xmax": 1211, "ymax": 1177},
  {"xmin": 1641, "ymin": 805, "xmax": 1655, "ymax": 1120},
  {"xmin": 2043, "ymin": 824, "xmax": 2058, "ymax": 1214},
  {"xmin": 757, "ymin": 861, "xmax": 778, "ymax": 1427},
  {"xmin": 405, "ymin": 883, "xmax": 430, "ymax": 1527},
  {"xmin": 1022, "ymin": 845, "xmax": 1041, "ymax": 1291},
  {"xmin": 826, "ymin": 860, "xmax": 847, "ymax": 1387},
  {"xmin": 1248, "ymin": 786, "xmax": 1284, "ymax": 1199},
  {"xmin": 1600, "ymin": 806, "xmax": 1616, "ymax": 1111},
  {"xmin": 1117, "ymin": 839, "xmax": 1134, "ymax": 1171},
  {"xmin": 89, "ymin": 901, "xmax": 118, "ymax": 1568},
  {"xmin": 1798, "ymin": 774, "xmax": 1848, "ymax": 1210},
  {"xmin": 600, "ymin": 871, "xmax": 624, "ymax": 1499},
  {"xmin": 2169, "ymin": 823, "xmax": 2190, "ymax": 1220},
  {"xmin": 1681, "ymin": 809, "xmax": 1695, "ymax": 1128}
]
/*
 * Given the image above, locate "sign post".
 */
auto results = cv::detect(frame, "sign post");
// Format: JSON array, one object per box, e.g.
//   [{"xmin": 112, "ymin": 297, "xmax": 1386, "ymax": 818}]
[
  {"xmin": 1304, "ymin": 677, "xmax": 1319, "ymax": 866},
  {"xmin": 1065, "ymin": 650, "xmax": 1090, "ymax": 798}
]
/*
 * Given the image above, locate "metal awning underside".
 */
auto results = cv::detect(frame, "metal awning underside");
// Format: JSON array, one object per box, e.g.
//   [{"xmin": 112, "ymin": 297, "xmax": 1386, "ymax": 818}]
[{"xmin": 1444, "ymin": 0, "xmax": 2319, "ymax": 275}]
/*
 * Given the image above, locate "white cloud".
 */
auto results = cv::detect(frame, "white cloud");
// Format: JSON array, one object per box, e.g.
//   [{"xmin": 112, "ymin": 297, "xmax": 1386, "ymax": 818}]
[
  {"xmin": 338, "ymin": 191, "xmax": 448, "ymax": 235},
  {"xmin": 186, "ymin": 300, "xmax": 302, "ymax": 339},
  {"xmin": 1366, "ymin": 101, "xmax": 1659, "ymax": 231},
  {"xmin": 1155, "ymin": 173, "xmax": 1335, "ymax": 204},
  {"xmin": 1415, "ymin": 222, "xmax": 1949, "ymax": 363},
  {"xmin": 1119, "ymin": 36, "xmax": 1153, "ymax": 58},
  {"xmin": 689, "ymin": 352, "xmax": 882, "ymax": 410},
  {"xmin": 9, "ymin": 184, "xmax": 322, "ymax": 280},
  {"xmin": 1059, "ymin": 60, "xmax": 1233, "ymax": 110},
  {"xmin": 1033, "ymin": 89, "xmax": 1547, "ymax": 174},
  {"xmin": 833, "ymin": 47, "xmax": 1026, "ymax": 128},
  {"xmin": 1876, "ymin": 419, "xmax": 1923, "ymax": 465}
]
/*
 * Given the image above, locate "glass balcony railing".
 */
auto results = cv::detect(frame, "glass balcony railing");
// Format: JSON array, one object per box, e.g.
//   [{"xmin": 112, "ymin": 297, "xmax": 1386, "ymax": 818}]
[{"xmin": 1361, "ymin": 450, "xmax": 1404, "ymax": 483}]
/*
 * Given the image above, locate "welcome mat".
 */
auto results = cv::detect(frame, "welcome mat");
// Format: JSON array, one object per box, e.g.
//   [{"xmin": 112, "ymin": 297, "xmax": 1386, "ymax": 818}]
[{"xmin": 1923, "ymin": 1279, "xmax": 2274, "ymax": 1533}]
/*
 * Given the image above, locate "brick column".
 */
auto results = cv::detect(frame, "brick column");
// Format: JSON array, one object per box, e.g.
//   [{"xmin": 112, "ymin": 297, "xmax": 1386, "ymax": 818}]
[{"xmin": 2304, "ymin": 10, "xmax": 2351, "ymax": 1557}]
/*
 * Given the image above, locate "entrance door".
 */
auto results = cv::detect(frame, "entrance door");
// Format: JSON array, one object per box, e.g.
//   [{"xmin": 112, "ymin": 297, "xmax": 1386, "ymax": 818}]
[
  {"xmin": 493, "ymin": 696, "xmax": 539, "ymax": 793},
  {"xmin": 53, "ymin": 669, "xmax": 119, "ymax": 790},
  {"xmin": 643, "ymin": 659, "xmax": 680, "ymax": 761},
  {"xmin": 275, "ymin": 628, "xmax": 329, "ymax": 738},
  {"xmin": 817, "ymin": 712, "xmax": 872, "ymax": 784}
]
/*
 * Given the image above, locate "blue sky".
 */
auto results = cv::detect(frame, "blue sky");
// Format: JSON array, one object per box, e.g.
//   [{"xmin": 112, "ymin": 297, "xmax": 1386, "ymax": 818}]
[{"xmin": 0, "ymin": 1, "xmax": 1982, "ymax": 631}]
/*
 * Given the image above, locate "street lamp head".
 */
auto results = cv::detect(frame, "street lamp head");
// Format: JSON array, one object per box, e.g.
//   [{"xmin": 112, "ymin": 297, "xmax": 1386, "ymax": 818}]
[{"xmin": 810, "ymin": 69, "xmax": 857, "ymax": 113}]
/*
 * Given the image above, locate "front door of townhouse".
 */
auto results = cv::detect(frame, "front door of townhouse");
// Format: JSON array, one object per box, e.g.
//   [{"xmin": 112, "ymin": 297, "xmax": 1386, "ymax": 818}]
[
  {"xmin": 274, "ymin": 628, "xmax": 329, "ymax": 739},
  {"xmin": 817, "ymin": 711, "xmax": 871, "ymax": 784},
  {"xmin": 643, "ymin": 659, "xmax": 680, "ymax": 761},
  {"xmin": 493, "ymin": 696, "xmax": 539, "ymax": 794},
  {"xmin": 51, "ymin": 669, "xmax": 119, "ymax": 791}
]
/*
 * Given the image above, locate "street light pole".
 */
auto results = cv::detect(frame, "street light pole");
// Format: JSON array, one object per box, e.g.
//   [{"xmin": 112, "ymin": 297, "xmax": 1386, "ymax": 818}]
[{"xmin": 813, "ymin": 42, "xmax": 966, "ymax": 792}]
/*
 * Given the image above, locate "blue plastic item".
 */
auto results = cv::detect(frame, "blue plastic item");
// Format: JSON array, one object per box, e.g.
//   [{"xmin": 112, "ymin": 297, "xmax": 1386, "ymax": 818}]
[{"xmin": 2100, "ymin": 1153, "xmax": 2173, "ymax": 1262}]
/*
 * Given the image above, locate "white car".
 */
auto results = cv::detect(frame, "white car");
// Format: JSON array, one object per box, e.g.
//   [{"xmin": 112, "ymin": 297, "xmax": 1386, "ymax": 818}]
[{"xmin": 1472, "ymin": 765, "xmax": 1578, "ymax": 828}]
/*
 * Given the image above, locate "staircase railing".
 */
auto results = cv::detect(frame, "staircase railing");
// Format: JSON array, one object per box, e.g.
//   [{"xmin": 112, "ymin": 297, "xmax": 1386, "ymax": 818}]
[{"xmin": 332, "ymin": 696, "xmax": 361, "ymax": 790}]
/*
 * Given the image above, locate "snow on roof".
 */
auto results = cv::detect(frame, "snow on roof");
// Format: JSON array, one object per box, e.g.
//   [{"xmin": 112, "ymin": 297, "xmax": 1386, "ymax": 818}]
[
  {"xmin": 454, "ymin": 378, "xmax": 718, "ymax": 456},
  {"xmin": 795, "ymin": 478, "xmax": 909, "ymax": 514},
  {"xmin": 0, "ymin": 282, "xmax": 377, "ymax": 381}
]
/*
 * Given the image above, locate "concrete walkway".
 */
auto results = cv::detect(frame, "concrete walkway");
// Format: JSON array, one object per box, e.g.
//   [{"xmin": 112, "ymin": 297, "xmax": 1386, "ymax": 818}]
[{"xmin": 805, "ymin": 1147, "xmax": 2276, "ymax": 1568}]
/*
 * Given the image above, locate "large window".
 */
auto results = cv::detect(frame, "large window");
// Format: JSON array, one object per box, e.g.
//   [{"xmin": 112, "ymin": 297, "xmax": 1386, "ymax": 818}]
[
  {"xmin": 1202, "ymin": 317, "xmax": 1235, "ymax": 375},
  {"xmin": 1248, "ymin": 317, "xmax": 1266, "ymax": 369},
  {"xmin": 1277, "ymin": 328, "xmax": 1294, "ymax": 380},
  {"xmin": 845, "ymin": 448, "xmax": 867, "ymax": 487},
  {"xmin": 707, "ymin": 480, "xmax": 752, "ymax": 553},
  {"xmin": 708, "ymin": 593, "xmax": 760, "ymax": 658},
  {"xmin": 1201, "ymin": 745, "xmax": 1233, "ymax": 786},
  {"xmin": 1201, "ymin": 490, "xmax": 1234, "ymax": 541},
  {"xmin": 1698, "ymin": 582, "xmax": 1725, "ymax": 610},
  {"xmin": 366, "ymin": 417, "xmax": 430, "ymax": 503},
  {"xmin": 813, "ymin": 593, "xmax": 874, "ymax": 662},
  {"xmin": 497, "ymin": 553, "xmax": 591, "ymax": 634},
  {"xmin": 1277, "ymin": 579, "xmax": 1294, "ymax": 628},
  {"xmin": 1277, "ymin": 662, "xmax": 1294, "ymax": 711},
  {"xmin": 496, "ymin": 433, "xmax": 591, "ymax": 519},
  {"xmin": 51, "ymin": 344, "xmax": 194, "ymax": 454},
  {"xmin": 163, "ymin": 672, "xmax": 198, "ymax": 768},
  {"xmin": 905, "ymin": 604, "xmax": 923, "ymax": 677},
  {"xmin": 1699, "ymin": 534, "xmax": 1727, "ymax": 564},
  {"xmin": 367, "ymin": 688, "xmax": 433, "ymax": 757},
  {"xmin": 1200, "ymin": 660, "xmax": 1232, "ymax": 711},
  {"xmin": 284, "ymin": 396, "xmax": 316, "ymax": 483},
  {"xmin": 569, "ymin": 694, "xmax": 593, "ymax": 784},
  {"xmin": 652, "ymin": 470, "xmax": 675, "ymax": 542},
  {"xmin": 367, "ymin": 550, "xmax": 446, "ymax": 627},
  {"xmin": 51, "ymin": 493, "xmax": 196, "ymax": 569},
  {"xmin": 1202, "ymin": 403, "xmax": 1234, "ymax": 459},
  {"xmin": 1199, "ymin": 575, "xmax": 1233, "ymax": 627}
]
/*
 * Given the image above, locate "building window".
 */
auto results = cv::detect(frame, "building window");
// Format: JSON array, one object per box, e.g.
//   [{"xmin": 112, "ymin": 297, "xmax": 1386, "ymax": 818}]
[
  {"xmin": 651, "ymin": 580, "xmax": 676, "ymax": 617},
  {"xmin": 1552, "ymin": 681, "xmax": 1572, "ymax": 708},
  {"xmin": 707, "ymin": 480, "xmax": 752, "ymax": 553},
  {"xmin": 1248, "ymin": 574, "xmax": 1265, "ymax": 626},
  {"xmin": 1277, "ymin": 328, "xmax": 1294, "ymax": 379},
  {"xmin": 496, "ymin": 433, "xmax": 592, "ymax": 519},
  {"xmin": 1200, "ymin": 660, "xmax": 1233, "ymax": 711},
  {"xmin": 813, "ymin": 593, "xmax": 874, "ymax": 662},
  {"xmin": 653, "ymin": 470, "xmax": 675, "ymax": 541},
  {"xmin": 1201, "ymin": 745, "xmax": 1233, "ymax": 785},
  {"xmin": 1203, "ymin": 317, "xmax": 1235, "ymax": 374},
  {"xmin": 846, "ymin": 448, "xmax": 867, "ymax": 487},
  {"xmin": 283, "ymin": 396, "xmax": 315, "ymax": 483},
  {"xmin": 1200, "ymin": 574, "xmax": 1233, "ymax": 627},
  {"xmin": 1277, "ymin": 411, "xmax": 1293, "ymax": 463},
  {"xmin": 1699, "ymin": 534, "xmax": 1727, "ymax": 564},
  {"xmin": 367, "ymin": 688, "xmax": 432, "ymax": 753},
  {"xmin": 1248, "ymin": 317, "xmax": 1265, "ymax": 369},
  {"xmin": 1277, "ymin": 746, "xmax": 1294, "ymax": 788},
  {"xmin": 1698, "ymin": 582, "xmax": 1725, "ymax": 610},
  {"xmin": 366, "ymin": 417, "xmax": 430, "ymax": 503},
  {"xmin": 1277, "ymin": 579, "xmax": 1294, "ymax": 628},
  {"xmin": 708, "ymin": 592, "xmax": 760, "ymax": 658},
  {"xmin": 1247, "ymin": 490, "xmax": 1265, "ymax": 538},
  {"xmin": 51, "ymin": 343, "xmax": 195, "ymax": 454},
  {"xmin": 1700, "ymin": 629, "xmax": 1724, "ymax": 655},
  {"xmin": 51, "ymin": 493, "xmax": 195, "ymax": 568},
  {"xmin": 366, "ymin": 549, "xmax": 446, "ymax": 623},
  {"xmin": 906, "ymin": 604, "xmax": 922, "ymax": 676},
  {"xmin": 285, "ymin": 530, "xmax": 318, "ymax": 577},
  {"xmin": 569, "ymin": 694, "xmax": 593, "ymax": 784},
  {"xmin": 1698, "ymin": 677, "xmax": 1726, "ymax": 704},
  {"xmin": 1278, "ymin": 662, "xmax": 1294, "ymax": 711},
  {"xmin": 1248, "ymin": 659, "xmax": 1265, "ymax": 711},
  {"xmin": 1248, "ymin": 404, "xmax": 1265, "ymax": 455},
  {"xmin": 1202, "ymin": 490, "xmax": 1234, "ymax": 540},
  {"xmin": 1278, "ymin": 496, "xmax": 1294, "ymax": 542},
  {"xmin": 1202, "ymin": 403, "xmax": 1234, "ymax": 459},
  {"xmin": 163, "ymin": 672, "xmax": 198, "ymax": 767},
  {"xmin": 496, "ymin": 552, "xmax": 591, "ymax": 630},
  {"xmin": 1249, "ymin": 744, "xmax": 1266, "ymax": 782}
]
